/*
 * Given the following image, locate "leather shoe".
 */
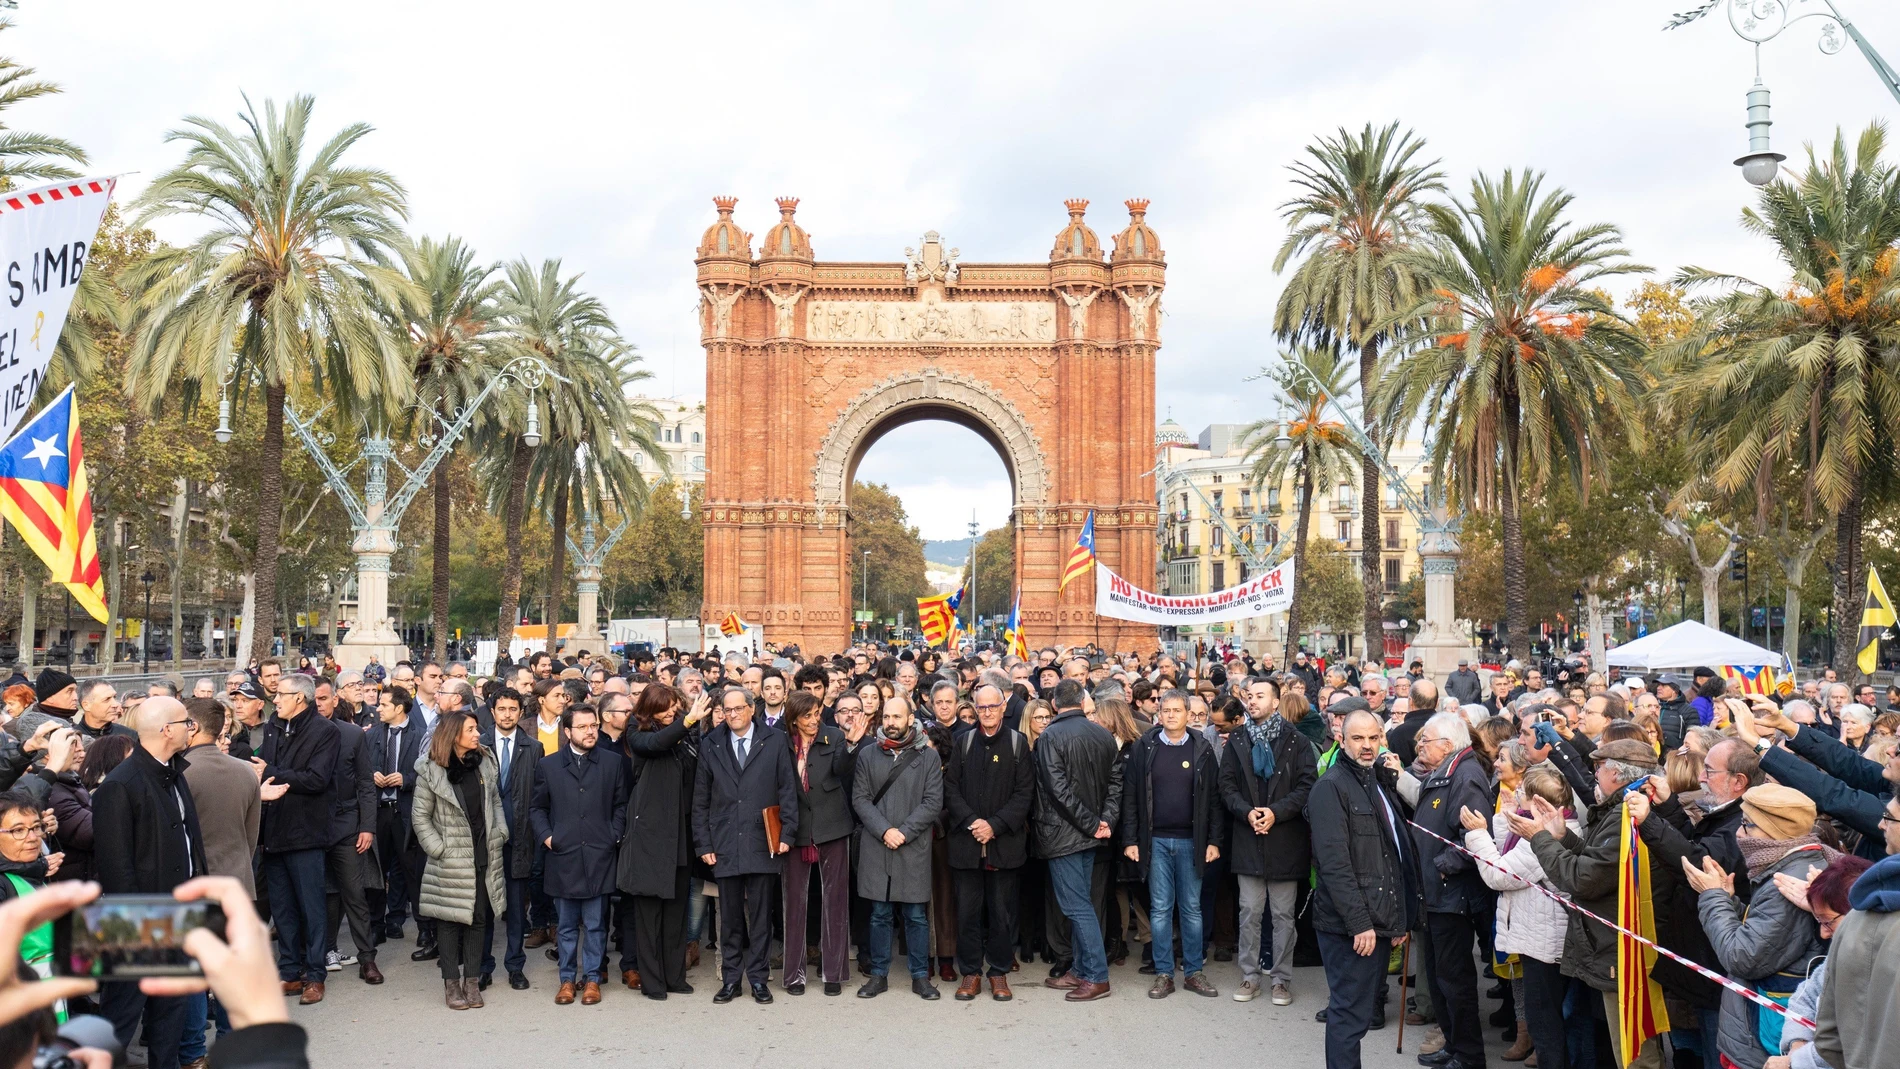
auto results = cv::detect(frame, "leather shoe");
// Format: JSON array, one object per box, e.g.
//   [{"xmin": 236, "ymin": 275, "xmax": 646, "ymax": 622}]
[
  {"xmin": 713, "ymin": 982, "xmax": 742, "ymax": 1004},
  {"xmin": 856, "ymin": 975, "xmax": 888, "ymax": 998},
  {"xmin": 299, "ymin": 982, "xmax": 324, "ymax": 1005},
  {"xmin": 1065, "ymin": 978, "xmax": 1111, "ymax": 1001},
  {"xmin": 622, "ymin": 969, "xmax": 640, "ymax": 990},
  {"xmin": 555, "ymin": 981, "xmax": 577, "ymax": 1005},
  {"xmin": 784, "ymin": 980, "xmax": 805, "ymax": 996},
  {"xmin": 1371, "ymin": 1007, "xmax": 1388, "ymax": 1030},
  {"xmin": 1047, "ymin": 962, "xmax": 1070, "ymax": 979},
  {"xmin": 581, "ymin": 981, "xmax": 602, "ymax": 1005},
  {"xmin": 1044, "ymin": 971, "xmax": 1081, "ymax": 990},
  {"xmin": 1419, "ymin": 1051, "xmax": 1453, "ymax": 1067},
  {"xmin": 411, "ymin": 941, "xmax": 438, "ymax": 962},
  {"xmin": 669, "ymin": 982, "xmax": 695, "ymax": 995},
  {"xmin": 955, "ymin": 975, "xmax": 982, "ymax": 1001},
  {"xmin": 524, "ymin": 927, "xmax": 552, "ymax": 949},
  {"xmin": 508, "ymin": 971, "xmax": 529, "ymax": 990},
  {"xmin": 280, "ymin": 980, "xmax": 304, "ymax": 995},
  {"xmin": 359, "ymin": 959, "xmax": 384, "ymax": 985},
  {"xmin": 478, "ymin": 973, "xmax": 492, "ymax": 991},
  {"xmin": 912, "ymin": 976, "xmax": 941, "ymax": 1000},
  {"xmin": 1315, "ymin": 1008, "xmax": 1328, "ymax": 1023},
  {"xmin": 751, "ymin": 982, "xmax": 773, "ymax": 1004},
  {"xmin": 823, "ymin": 981, "xmax": 842, "ymax": 996},
  {"xmin": 989, "ymin": 975, "xmax": 1012, "ymax": 1001}
]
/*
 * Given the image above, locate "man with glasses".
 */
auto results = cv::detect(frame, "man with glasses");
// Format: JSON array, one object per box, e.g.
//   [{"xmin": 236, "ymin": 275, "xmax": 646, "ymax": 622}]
[
  {"xmin": 944, "ymin": 683, "xmax": 1035, "ymax": 1002},
  {"xmin": 92, "ymin": 696, "xmax": 209, "ymax": 1068},
  {"xmin": 1408, "ymin": 712, "xmax": 1494, "ymax": 1069},
  {"xmin": 255, "ymin": 673, "xmax": 343, "ymax": 1004}
]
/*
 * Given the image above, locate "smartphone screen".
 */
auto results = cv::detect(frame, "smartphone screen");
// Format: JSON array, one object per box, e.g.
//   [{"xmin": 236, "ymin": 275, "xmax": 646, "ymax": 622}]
[{"xmin": 53, "ymin": 895, "xmax": 226, "ymax": 979}]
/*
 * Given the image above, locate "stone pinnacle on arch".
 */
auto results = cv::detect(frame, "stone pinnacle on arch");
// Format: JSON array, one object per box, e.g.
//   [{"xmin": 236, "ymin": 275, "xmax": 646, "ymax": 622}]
[
  {"xmin": 762, "ymin": 195, "xmax": 812, "ymax": 260},
  {"xmin": 1051, "ymin": 198, "xmax": 1101, "ymax": 261},
  {"xmin": 697, "ymin": 195, "xmax": 751, "ymax": 260},
  {"xmin": 1112, "ymin": 198, "xmax": 1164, "ymax": 262}
]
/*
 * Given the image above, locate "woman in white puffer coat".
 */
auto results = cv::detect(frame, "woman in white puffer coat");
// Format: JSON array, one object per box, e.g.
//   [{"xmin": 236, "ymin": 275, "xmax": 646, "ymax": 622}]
[{"xmin": 1460, "ymin": 764, "xmax": 1579, "ymax": 1069}]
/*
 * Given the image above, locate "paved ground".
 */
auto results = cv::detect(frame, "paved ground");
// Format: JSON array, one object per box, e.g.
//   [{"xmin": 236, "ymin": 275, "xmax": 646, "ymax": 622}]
[{"xmin": 293, "ymin": 942, "xmax": 1513, "ymax": 1068}]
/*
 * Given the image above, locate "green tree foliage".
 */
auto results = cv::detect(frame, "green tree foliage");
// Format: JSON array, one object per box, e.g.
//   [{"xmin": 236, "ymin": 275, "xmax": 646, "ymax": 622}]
[
  {"xmin": 847, "ymin": 482, "xmax": 929, "ymax": 626},
  {"xmin": 604, "ymin": 481, "xmax": 702, "ymax": 619},
  {"xmin": 1293, "ymin": 539, "xmax": 1364, "ymax": 641},
  {"xmin": 1274, "ymin": 122, "xmax": 1446, "ymax": 654},
  {"xmin": 960, "ymin": 522, "xmax": 1016, "ymax": 622}
]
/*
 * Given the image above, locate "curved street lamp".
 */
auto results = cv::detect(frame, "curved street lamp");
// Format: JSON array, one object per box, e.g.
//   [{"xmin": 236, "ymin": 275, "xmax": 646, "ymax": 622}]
[{"xmin": 1670, "ymin": 1, "xmax": 1900, "ymax": 185}]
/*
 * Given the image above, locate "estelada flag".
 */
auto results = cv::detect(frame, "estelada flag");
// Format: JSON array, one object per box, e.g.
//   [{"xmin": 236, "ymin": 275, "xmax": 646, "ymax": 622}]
[
  {"xmin": 719, "ymin": 611, "xmax": 747, "ymax": 637},
  {"xmin": 1616, "ymin": 794, "xmax": 1670, "ymax": 1064},
  {"xmin": 1717, "ymin": 664, "xmax": 1776, "ymax": 697},
  {"xmin": 1059, "ymin": 510, "xmax": 1096, "ymax": 593},
  {"xmin": 1859, "ymin": 566, "xmax": 1896, "ymax": 675},
  {"xmin": 0, "ymin": 386, "xmax": 105, "ymax": 621},
  {"xmin": 1004, "ymin": 591, "xmax": 1029, "ymax": 660},
  {"xmin": 917, "ymin": 584, "xmax": 965, "ymax": 647}
]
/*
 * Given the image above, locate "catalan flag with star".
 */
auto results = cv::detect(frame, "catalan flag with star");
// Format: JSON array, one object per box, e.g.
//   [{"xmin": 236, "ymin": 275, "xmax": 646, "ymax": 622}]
[
  {"xmin": 0, "ymin": 386, "xmax": 105, "ymax": 621},
  {"xmin": 1059, "ymin": 510, "xmax": 1096, "ymax": 592},
  {"xmin": 719, "ymin": 611, "xmax": 747, "ymax": 637},
  {"xmin": 1004, "ymin": 590, "xmax": 1029, "ymax": 660},
  {"xmin": 917, "ymin": 583, "xmax": 965, "ymax": 647}
]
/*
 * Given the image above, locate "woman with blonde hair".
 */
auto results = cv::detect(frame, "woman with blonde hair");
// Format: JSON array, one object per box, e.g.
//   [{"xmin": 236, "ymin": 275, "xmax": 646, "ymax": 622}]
[
  {"xmin": 411, "ymin": 709, "xmax": 508, "ymax": 1010},
  {"xmin": 1021, "ymin": 699, "xmax": 1053, "ymax": 748}
]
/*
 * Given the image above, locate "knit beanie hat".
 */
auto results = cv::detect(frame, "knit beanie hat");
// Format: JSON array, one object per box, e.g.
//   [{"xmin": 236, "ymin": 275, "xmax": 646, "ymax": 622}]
[
  {"xmin": 1741, "ymin": 784, "xmax": 1817, "ymax": 842},
  {"xmin": 33, "ymin": 668, "xmax": 74, "ymax": 705}
]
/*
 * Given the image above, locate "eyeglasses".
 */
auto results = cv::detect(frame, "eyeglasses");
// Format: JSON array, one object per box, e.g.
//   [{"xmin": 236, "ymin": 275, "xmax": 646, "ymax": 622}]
[
  {"xmin": 975, "ymin": 702, "xmax": 1005, "ymax": 712},
  {"xmin": 1879, "ymin": 811, "xmax": 1900, "ymax": 828},
  {"xmin": 0, "ymin": 824, "xmax": 44, "ymax": 841},
  {"xmin": 167, "ymin": 718, "xmax": 192, "ymax": 730}
]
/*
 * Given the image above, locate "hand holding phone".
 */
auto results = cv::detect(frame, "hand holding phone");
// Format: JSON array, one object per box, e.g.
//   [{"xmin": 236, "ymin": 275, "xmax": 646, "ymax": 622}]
[{"xmin": 134, "ymin": 876, "xmax": 288, "ymax": 1031}]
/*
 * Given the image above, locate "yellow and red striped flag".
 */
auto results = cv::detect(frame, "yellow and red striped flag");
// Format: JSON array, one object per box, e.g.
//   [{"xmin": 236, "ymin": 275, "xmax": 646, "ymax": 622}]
[
  {"xmin": 719, "ymin": 611, "xmax": 747, "ymax": 637},
  {"xmin": 0, "ymin": 387, "xmax": 105, "ymax": 621},
  {"xmin": 1716, "ymin": 664, "xmax": 1776, "ymax": 697},
  {"xmin": 1616, "ymin": 795, "xmax": 1670, "ymax": 1065},
  {"xmin": 1059, "ymin": 510, "xmax": 1096, "ymax": 593}
]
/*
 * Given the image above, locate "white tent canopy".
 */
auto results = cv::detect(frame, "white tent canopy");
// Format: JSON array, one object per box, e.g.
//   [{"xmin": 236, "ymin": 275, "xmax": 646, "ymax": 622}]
[{"xmin": 1604, "ymin": 620, "xmax": 1783, "ymax": 671}]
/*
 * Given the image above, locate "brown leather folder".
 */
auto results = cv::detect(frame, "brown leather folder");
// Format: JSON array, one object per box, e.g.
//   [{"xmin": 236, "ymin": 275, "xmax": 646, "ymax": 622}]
[{"xmin": 762, "ymin": 805, "xmax": 783, "ymax": 853}]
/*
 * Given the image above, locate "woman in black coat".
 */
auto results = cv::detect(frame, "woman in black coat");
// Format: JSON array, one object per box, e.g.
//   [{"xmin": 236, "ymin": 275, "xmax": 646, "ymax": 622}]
[
  {"xmin": 783, "ymin": 691, "xmax": 857, "ymax": 995},
  {"xmin": 617, "ymin": 683, "xmax": 707, "ymax": 999}
]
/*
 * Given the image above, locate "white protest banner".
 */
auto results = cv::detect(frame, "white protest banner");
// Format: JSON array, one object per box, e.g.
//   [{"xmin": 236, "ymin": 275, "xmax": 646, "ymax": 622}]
[
  {"xmin": 1094, "ymin": 557, "xmax": 1296, "ymax": 626},
  {"xmin": 0, "ymin": 177, "xmax": 118, "ymax": 441}
]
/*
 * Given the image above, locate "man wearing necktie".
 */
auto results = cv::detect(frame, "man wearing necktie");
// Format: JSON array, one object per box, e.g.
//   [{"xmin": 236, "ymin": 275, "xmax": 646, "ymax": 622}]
[{"xmin": 481, "ymin": 687, "xmax": 543, "ymax": 991}]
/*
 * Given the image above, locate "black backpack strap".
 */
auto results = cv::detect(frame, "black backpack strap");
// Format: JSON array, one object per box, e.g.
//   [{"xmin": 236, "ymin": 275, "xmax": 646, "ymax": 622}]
[{"xmin": 870, "ymin": 747, "xmax": 924, "ymax": 807}]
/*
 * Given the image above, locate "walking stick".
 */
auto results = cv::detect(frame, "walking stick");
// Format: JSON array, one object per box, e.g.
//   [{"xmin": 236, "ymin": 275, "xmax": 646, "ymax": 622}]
[{"xmin": 1395, "ymin": 936, "xmax": 1411, "ymax": 1054}]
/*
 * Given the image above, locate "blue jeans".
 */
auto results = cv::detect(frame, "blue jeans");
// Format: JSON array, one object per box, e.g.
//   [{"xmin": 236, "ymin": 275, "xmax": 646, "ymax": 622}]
[
  {"xmin": 1048, "ymin": 851, "xmax": 1108, "ymax": 983},
  {"xmin": 867, "ymin": 900, "xmax": 930, "ymax": 979},
  {"xmin": 1147, "ymin": 837, "xmax": 1204, "ymax": 977},
  {"xmin": 687, "ymin": 877, "xmax": 711, "ymax": 944},
  {"xmin": 555, "ymin": 895, "xmax": 608, "ymax": 984},
  {"xmin": 179, "ymin": 992, "xmax": 208, "ymax": 1062},
  {"xmin": 482, "ymin": 874, "xmax": 531, "ymax": 976},
  {"xmin": 263, "ymin": 848, "xmax": 329, "ymax": 983}
]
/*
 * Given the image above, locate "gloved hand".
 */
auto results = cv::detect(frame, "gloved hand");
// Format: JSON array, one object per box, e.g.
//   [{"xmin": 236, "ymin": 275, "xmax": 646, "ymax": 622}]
[{"xmin": 1533, "ymin": 721, "xmax": 1563, "ymax": 749}]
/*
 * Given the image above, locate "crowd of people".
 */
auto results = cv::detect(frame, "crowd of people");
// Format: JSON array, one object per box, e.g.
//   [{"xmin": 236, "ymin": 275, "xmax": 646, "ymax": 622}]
[{"xmin": 0, "ymin": 642, "xmax": 1894, "ymax": 1069}]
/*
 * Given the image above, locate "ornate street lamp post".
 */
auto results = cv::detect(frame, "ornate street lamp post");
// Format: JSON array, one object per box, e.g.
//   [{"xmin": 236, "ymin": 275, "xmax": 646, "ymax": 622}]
[
  {"xmin": 140, "ymin": 568, "xmax": 155, "ymax": 673},
  {"xmin": 1671, "ymin": 1, "xmax": 1900, "ymax": 185},
  {"xmin": 214, "ymin": 356, "xmax": 555, "ymax": 670}
]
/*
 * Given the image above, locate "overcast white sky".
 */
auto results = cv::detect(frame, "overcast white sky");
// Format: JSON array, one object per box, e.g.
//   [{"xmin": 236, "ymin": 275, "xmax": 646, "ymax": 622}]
[{"xmin": 20, "ymin": 0, "xmax": 1900, "ymax": 539}]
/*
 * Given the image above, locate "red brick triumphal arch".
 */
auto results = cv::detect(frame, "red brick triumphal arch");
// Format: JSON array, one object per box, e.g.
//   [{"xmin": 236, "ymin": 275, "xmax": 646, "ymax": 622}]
[{"xmin": 697, "ymin": 196, "xmax": 1163, "ymax": 654}]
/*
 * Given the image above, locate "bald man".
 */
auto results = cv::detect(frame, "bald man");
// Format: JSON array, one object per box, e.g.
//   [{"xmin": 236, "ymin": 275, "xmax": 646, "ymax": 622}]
[{"xmin": 91, "ymin": 695, "xmax": 209, "ymax": 1068}]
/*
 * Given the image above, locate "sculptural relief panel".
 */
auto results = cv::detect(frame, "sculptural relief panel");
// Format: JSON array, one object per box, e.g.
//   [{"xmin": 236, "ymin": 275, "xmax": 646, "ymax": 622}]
[{"xmin": 804, "ymin": 292, "xmax": 1056, "ymax": 344}]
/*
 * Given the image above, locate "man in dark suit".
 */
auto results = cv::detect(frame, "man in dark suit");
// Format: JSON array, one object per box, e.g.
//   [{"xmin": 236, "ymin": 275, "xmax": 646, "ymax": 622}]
[
  {"xmin": 91, "ymin": 697, "xmax": 208, "ymax": 1069},
  {"xmin": 481, "ymin": 686, "xmax": 543, "ymax": 990},
  {"xmin": 319, "ymin": 682, "xmax": 381, "ymax": 984},
  {"xmin": 943, "ymin": 682, "xmax": 1035, "ymax": 1001},
  {"xmin": 530, "ymin": 703, "xmax": 629, "ymax": 1007},
  {"xmin": 365, "ymin": 684, "xmax": 426, "ymax": 955},
  {"xmin": 692, "ymin": 685, "xmax": 799, "ymax": 1005},
  {"xmin": 255, "ymin": 672, "xmax": 342, "ymax": 1004}
]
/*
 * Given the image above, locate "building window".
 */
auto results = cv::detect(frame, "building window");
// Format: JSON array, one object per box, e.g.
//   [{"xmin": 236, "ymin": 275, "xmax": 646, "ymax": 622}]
[
  {"xmin": 691, "ymin": 431, "xmax": 702, "ymax": 444},
  {"xmin": 662, "ymin": 428, "xmax": 672, "ymax": 443},
  {"xmin": 1264, "ymin": 522, "xmax": 1279, "ymax": 546},
  {"xmin": 1211, "ymin": 526, "xmax": 1223, "ymax": 550},
  {"xmin": 1384, "ymin": 557, "xmax": 1401, "ymax": 592},
  {"xmin": 632, "ymin": 453, "xmax": 645, "ymax": 468},
  {"xmin": 1179, "ymin": 492, "xmax": 1190, "ymax": 517},
  {"xmin": 1212, "ymin": 474, "xmax": 1222, "ymax": 484},
  {"xmin": 1267, "ymin": 487, "xmax": 1281, "ymax": 510},
  {"xmin": 1239, "ymin": 489, "xmax": 1251, "ymax": 511},
  {"xmin": 1212, "ymin": 561, "xmax": 1226, "ymax": 591},
  {"xmin": 1386, "ymin": 518, "xmax": 1400, "ymax": 545},
  {"xmin": 1212, "ymin": 490, "xmax": 1223, "ymax": 511},
  {"xmin": 1337, "ymin": 483, "xmax": 1353, "ymax": 510},
  {"xmin": 1169, "ymin": 559, "xmax": 1201, "ymax": 595},
  {"xmin": 1385, "ymin": 484, "xmax": 1400, "ymax": 508},
  {"xmin": 690, "ymin": 455, "xmax": 705, "ymax": 472},
  {"xmin": 1337, "ymin": 519, "xmax": 1352, "ymax": 542}
]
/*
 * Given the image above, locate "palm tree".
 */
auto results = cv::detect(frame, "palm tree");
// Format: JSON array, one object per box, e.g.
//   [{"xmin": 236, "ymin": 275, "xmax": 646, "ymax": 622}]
[
  {"xmin": 1239, "ymin": 344, "xmax": 1359, "ymax": 666},
  {"xmin": 0, "ymin": 23, "xmax": 88, "ymax": 185},
  {"xmin": 124, "ymin": 95, "xmax": 415, "ymax": 662},
  {"xmin": 1377, "ymin": 170, "xmax": 1647, "ymax": 653},
  {"xmin": 1656, "ymin": 124, "xmax": 1900, "ymax": 676},
  {"xmin": 483, "ymin": 259, "xmax": 660, "ymax": 649},
  {"xmin": 1273, "ymin": 122, "xmax": 1445, "ymax": 660},
  {"xmin": 395, "ymin": 236, "xmax": 501, "ymax": 663}
]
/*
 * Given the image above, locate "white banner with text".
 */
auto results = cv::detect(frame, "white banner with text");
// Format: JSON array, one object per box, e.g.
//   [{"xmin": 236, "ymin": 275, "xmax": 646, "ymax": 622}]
[
  {"xmin": 1094, "ymin": 558, "xmax": 1295, "ymax": 625},
  {"xmin": 0, "ymin": 177, "xmax": 117, "ymax": 442}
]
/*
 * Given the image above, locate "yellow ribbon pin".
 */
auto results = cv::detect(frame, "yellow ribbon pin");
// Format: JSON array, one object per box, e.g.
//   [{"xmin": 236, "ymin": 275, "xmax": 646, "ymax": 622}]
[{"xmin": 30, "ymin": 310, "xmax": 43, "ymax": 349}]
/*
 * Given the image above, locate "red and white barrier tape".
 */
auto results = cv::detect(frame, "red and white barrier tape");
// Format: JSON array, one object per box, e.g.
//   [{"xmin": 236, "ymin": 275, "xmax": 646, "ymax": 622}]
[{"xmin": 1404, "ymin": 817, "xmax": 1818, "ymax": 1030}]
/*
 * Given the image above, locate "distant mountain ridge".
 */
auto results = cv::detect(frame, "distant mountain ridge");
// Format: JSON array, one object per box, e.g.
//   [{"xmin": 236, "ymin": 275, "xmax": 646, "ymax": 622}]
[{"xmin": 924, "ymin": 538, "xmax": 973, "ymax": 567}]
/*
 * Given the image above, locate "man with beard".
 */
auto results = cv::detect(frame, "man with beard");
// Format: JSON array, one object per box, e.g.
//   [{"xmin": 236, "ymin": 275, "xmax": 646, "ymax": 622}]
[
  {"xmin": 530, "ymin": 704, "xmax": 629, "ymax": 1006},
  {"xmin": 943, "ymin": 683, "xmax": 1034, "ymax": 1002},
  {"xmin": 852, "ymin": 693, "xmax": 944, "ymax": 1000}
]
